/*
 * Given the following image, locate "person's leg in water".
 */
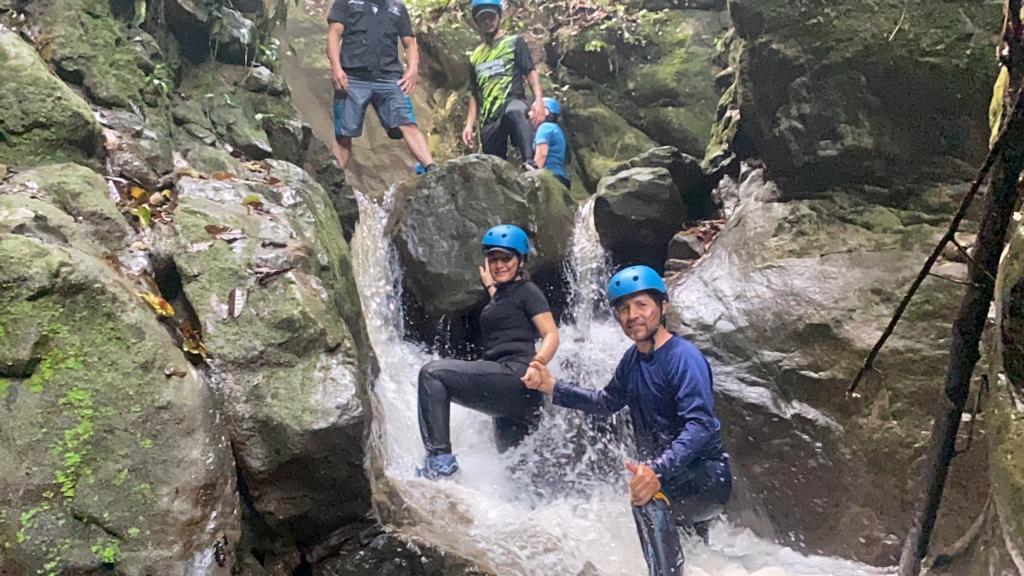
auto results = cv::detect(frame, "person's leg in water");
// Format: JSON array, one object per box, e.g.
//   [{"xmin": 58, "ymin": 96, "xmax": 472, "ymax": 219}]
[
  {"xmin": 372, "ymin": 84, "xmax": 437, "ymax": 170},
  {"xmin": 632, "ymin": 454, "xmax": 732, "ymax": 575},
  {"xmin": 331, "ymin": 81, "xmax": 373, "ymax": 168},
  {"xmin": 502, "ymin": 99, "xmax": 535, "ymax": 166},
  {"xmin": 417, "ymin": 357, "xmax": 542, "ymax": 477}
]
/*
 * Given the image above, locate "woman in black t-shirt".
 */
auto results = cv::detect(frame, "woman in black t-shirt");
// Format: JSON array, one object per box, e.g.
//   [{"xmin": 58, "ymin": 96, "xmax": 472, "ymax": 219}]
[{"xmin": 416, "ymin": 224, "xmax": 560, "ymax": 479}]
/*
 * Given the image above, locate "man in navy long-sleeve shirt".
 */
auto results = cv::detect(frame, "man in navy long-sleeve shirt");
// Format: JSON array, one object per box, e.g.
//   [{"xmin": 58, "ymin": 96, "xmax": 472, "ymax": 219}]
[{"xmin": 523, "ymin": 265, "xmax": 731, "ymax": 576}]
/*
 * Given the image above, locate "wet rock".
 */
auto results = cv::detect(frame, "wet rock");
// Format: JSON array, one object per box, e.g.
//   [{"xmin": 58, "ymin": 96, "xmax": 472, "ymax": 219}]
[
  {"xmin": 97, "ymin": 109, "xmax": 175, "ymax": 189},
  {"xmin": 666, "ymin": 231, "xmax": 704, "ymax": 261},
  {"xmin": 263, "ymin": 116, "xmax": 312, "ymax": 166},
  {"xmin": 312, "ymin": 530, "xmax": 487, "ymax": 576},
  {"xmin": 593, "ymin": 167, "xmax": 687, "ymax": 270},
  {"xmin": 303, "ymin": 141, "xmax": 357, "ymax": 241},
  {"xmin": 243, "ymin": 65, "xmax": 288, "ymax": 96},
  {"xmin": 156, "ymin": 159, "xmax": 373, "ymax": 546},
  {"xmin": 562, "ymin": 91, "xmax": 655, "ymax": 190},
  {"xmin": 669, "ymin": 168, "xmax": 977, "ymax": 564},
  {"xmin": 212, "ymin": 8, "xmax": 259, "ymax": 65},
  {"xmin": 609, "ymin": 146, "xmax": 717, "ymax": 220},
  {"xmin": 724, "ymin": 0, "xmax": 993, "ymax": 193},
  {"xmin": 664, "ymin": 258, "xmax": 692, "ymax": 274},
  {"xmin": 0, "ymin": 193, "xmax": 239, "ymax": 576},
  {"xmin": 164, "ymin": 0, "xmax": 259, "ymax": 64},
  {"xmin": 388, "ymin": 155, "xmax": 577, "ymax": 332},
  {"xmin": 1, "ymin": 163, "xmax": 131, "ymax": 251},
  {"xmin": 0, "ymin": 30, "xmax": 105, "ymax": 167}
]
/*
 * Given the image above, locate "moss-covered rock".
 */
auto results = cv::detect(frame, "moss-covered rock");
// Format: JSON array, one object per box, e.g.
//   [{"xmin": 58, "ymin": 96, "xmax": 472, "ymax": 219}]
[
  {"xmin": 724, "ymin": 0, "xmax": 996, "ymax": 194},
  {"xmin": 0, "ymin": 30, "xmax": 104, "ymax": 167},
  {"xmin": 29, "ymin": 0, "xmax": 150, "ymax": 108},
  {"xmin": 0, "ymin": 203, "xmax": 239, "ymax": 575},
  {"xmin": 562, "ymin": 91, "xmax": 656, "ymax": 190},
  {"xmin": 156, "ymin": 159, "xmax": 373, "ymax": 546}
]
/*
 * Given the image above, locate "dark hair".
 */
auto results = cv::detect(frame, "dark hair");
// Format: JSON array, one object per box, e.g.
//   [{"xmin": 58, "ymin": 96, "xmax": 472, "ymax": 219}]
[
  {"xmin": 611, "ymin": 289, "xmax": 667, "ymax": 324},
  {"xmin": 546, "ymin": 112, "xmax": 560, "ymax": 124}
]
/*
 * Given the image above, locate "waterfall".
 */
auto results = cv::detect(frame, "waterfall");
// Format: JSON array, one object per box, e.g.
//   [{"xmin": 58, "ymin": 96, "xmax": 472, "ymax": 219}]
[{"xmin": 350, "ymin": 195, "xmax": 892, "ymax": 576}]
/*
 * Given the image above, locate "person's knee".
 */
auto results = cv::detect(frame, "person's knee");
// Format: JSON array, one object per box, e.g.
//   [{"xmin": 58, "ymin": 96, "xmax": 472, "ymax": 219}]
[{"xmin": 418, "ymin": 360, "xmax": 449, "ymax": 388}]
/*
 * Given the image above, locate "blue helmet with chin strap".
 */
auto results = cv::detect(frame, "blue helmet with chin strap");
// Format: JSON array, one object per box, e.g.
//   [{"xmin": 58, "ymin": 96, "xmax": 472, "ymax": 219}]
[
  {"xmin": 471, "ymin": 0, "xmax": 502, "ymax": 17},
  {"xmin": 481, "ymin": 224, "xmax": 529, "ymax": 258},
  {"xmin": 607, "ymin": 265, "xmax": 667, "ymax": 303},
  {"xmin": 543, "ymin": 97, "xmax": 560, "ymax": 116}
]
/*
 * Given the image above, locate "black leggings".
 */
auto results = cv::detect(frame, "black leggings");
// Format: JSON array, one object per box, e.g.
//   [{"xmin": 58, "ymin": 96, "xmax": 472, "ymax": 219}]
[
  {"xmin": 418, "ymin": 357, "xmax": 544, "ymax": 456},
  {"xmin": 633, "ymin": 454, "xmax": 732, "ymax": 576},
  {"xmin": 480, "ymin": 99, "xmax": 534, "ymax": 162}
]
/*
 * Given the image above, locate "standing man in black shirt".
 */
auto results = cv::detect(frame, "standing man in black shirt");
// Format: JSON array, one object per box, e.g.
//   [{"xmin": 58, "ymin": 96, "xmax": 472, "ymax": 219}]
[
  {"xmin": 416, "ymin": 224, "xmax": 560, "ymax": 479},
  {"xmin": 326, "ymin": 0, "xmax": 438, "ymax": 172}
]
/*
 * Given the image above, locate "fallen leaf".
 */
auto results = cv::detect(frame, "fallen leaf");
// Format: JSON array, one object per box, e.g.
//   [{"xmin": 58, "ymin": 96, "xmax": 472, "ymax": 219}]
[
  {"xmin": 185, "ymin": 241, "xmax": 214, "ymax": 253},
  {"xmin": 210, "ymin": 171, "xmax": 235, "ymax": 181},
  {"xmin": 174, "ymin": 167, "xmax": 202, "ymax": 181},
  {"xmin": 264, "ymin": 176, "xmax": 282, "ymax": 186},
  {"xmin": 242, "ymin": 194, "xmax": 263, "ymax": 206},
  {"xmin": 243, "ymin": 161, "xmax": 265, "ymax": 172},
  {"xmin": 252, "ymin": 266, "xmax": 294, "ymax": 285},
  {"xmin": 179, "ymin": 323, "xmax": 208, "ymax": 358},
  {"xmin": 149, "ymin": 192, "xmax": 166, "ymax": 206},
  {"xmin": 129, "ymin": 241, "xmax": 150, "ymax": 251},
  {"xmin": 130, "ymin": 186, "xmax": 147, "ymax": 200},
  {"xmin": 137, "ymin": 205, "xmax": 151, "ymax": 228},
  {"xmin": 205, "ymin": 224, "xmax": 246, "ymax": 243},
  {"xmin": 164, "ymin": 365, "xmax": 187, "ymax": 378},
  {"xmin": 140, "ymin": 292, "xmax": 175, "ymax": 317},
  {"xmin": 227, "ymin": 288, "xmax": 246, "ymax": 318}
]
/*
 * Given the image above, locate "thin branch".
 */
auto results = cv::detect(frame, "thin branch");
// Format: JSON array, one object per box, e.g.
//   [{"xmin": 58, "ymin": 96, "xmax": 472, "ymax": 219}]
[
  {"xmin": 888, "ymin": 0, "xmax": 909, "ymax": 43},
  {"xmin": 927, "ymin": 272, "xmax": 973, "ymax": 287},
  {"xmin": 951, "ymin": 238, "xmax": 999, "ymax": 284}
]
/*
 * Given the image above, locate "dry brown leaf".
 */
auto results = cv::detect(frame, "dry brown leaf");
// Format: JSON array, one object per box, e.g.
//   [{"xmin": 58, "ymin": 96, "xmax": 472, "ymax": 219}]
[
  {"xmin": 210, "ymin": 171, "xmax": 235, "ymax": 181},
  {"xmin": 205, "ymin": 224, "xmax": 246, "ymax": 243},
  {"xmin": 130, "ymin": 186, "xmax": 147, "ymax": 200},
  {"xmin": 252, "ymin": 266, "xmax": 294, "ymax": 285},
  {"xmin": 179, "ymin": 323, "xmax": 208, "ymax": 358},
  {"xmin": 227, "ymin": 288, "xmax": 247, "ymax": 319},
  {"xmin": 164, "ymin": 365, "xmax": 187, "ymax": 378},
  {"xmin": 186, "ymin": 241, "xmax": 214, "ymax": 253},
  {"xmin": 140, "ymin": 292, "xmax": 175, "ymax": 317},
  {"xmin": 264, "ymin": 176, "xmax": 282, "ymax": 186}
]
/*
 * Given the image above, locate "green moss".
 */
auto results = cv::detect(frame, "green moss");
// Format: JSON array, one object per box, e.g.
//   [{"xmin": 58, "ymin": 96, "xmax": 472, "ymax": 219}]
[
  {"xmin": 0, "ymin": 378, "xmax": 9, "ymax": 398},
  {"xmin": 91, "ymin": 539, "xmax": 120, "ymax": 564}
]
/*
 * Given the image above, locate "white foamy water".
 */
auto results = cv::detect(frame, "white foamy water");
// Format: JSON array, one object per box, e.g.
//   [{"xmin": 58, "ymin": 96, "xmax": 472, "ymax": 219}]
[{"xmin": 350, "ymin": 189, "xmax": 891, "ymax": 576}]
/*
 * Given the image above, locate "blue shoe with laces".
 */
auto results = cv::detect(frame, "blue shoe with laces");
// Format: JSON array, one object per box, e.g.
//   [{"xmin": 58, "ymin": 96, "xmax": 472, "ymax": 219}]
[{"xmin": 416, "ymin": 453, "xmax": 459, "ymax": 479}]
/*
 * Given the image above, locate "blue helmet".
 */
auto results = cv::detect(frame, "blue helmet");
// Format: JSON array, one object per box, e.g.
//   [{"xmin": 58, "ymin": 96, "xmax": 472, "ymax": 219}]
[
  {"xmin": 481, "ymin": 224, "xmax": 529, "ymax": 258},
  {"xmin": 471, "ymin": 0, "xmax": 502, "ymax": 16},
  {"xmin": 607, "ymin": 265, "xmax": 667, "ymax": 303},
  {"xmin": 543, "ymin": 97, "xmax": 560, "ymax": 116}
]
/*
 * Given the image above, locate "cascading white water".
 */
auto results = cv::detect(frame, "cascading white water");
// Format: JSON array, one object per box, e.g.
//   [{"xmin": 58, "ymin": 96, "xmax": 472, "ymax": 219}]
[{"xmin": 350, "ymin": 190, "xmax": 892, "ymax": 576}]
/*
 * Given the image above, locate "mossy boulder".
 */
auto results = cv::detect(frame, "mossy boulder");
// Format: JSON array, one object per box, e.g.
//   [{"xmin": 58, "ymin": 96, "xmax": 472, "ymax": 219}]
[
  {"xmin": 1, "ymin": 163, "xmax": 132, "ymax": 251},
  {"xmin": 0, "ymin": 30, "xmax": 104, "ymax": 167},
  {"xmin": 156, "ymin": 159, "xmax": 373, "ymax": 546},
  {"xmin": 562, "ymin": 91, "xmax": 656, "ymax": 190},
  {"xmin": 724, "ymin": 0, "xmax": 996, "ymax": 194},
  {"xmin": 669, "ymin": 168, "xmax": 977, "ymax": 564},
  {"xmin": 388, "ymin": 155, "xmax": 577, "ymax": 333},
  {"xmin": 0, "ymin": 192, "xmax": 239, "ymax": 575},
  {"xmin": 28, "ymin": 0, "xmax": 151, "ymax": 108}
]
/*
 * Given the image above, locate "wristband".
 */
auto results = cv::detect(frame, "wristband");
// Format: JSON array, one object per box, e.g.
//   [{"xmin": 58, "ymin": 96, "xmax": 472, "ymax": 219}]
[{"xmin": 532, "ymin": 355, "xmax": 546, "ymax": 365}]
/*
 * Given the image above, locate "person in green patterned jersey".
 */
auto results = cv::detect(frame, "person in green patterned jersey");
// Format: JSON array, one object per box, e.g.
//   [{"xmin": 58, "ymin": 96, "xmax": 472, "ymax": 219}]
[{"xmin": 462, "ymin": 0, "xmax": 548, "ymax": 164}]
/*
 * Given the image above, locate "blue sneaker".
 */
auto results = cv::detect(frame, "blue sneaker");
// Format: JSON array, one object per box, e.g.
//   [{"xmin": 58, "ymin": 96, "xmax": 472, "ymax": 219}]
[{"xmin": 416, "ymin": 453, "xmax": 459, "ymax": 479}]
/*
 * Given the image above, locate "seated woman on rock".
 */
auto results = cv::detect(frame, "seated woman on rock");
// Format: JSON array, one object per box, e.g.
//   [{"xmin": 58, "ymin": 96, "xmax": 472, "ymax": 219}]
[{"xmin": 416, "ymin": 224, "xmax": 560, "ymax": 478}]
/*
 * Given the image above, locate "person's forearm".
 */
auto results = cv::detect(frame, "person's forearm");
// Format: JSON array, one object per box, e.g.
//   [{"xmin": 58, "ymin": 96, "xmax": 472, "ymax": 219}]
[
  {"xmin": 534, "ymin": 332, "xmax": 559, "ymax": 365},
  {"xmin": 327, "ymin": 31, "xmax": 343, "ymax": 72},
  {"xmin": 534, "ymin": 148, "xmax": 548, "ymax": 168},
  {"xmin": 466, "ymin": 96, "xmax": 478, "ymax": 127},
  {"xmin": 404, "ymin": 41, "xmax": 419, "ymax": 75},
  {"xmin": 527, "ymin": 70, "xmax": 543, "ymax": 102}
]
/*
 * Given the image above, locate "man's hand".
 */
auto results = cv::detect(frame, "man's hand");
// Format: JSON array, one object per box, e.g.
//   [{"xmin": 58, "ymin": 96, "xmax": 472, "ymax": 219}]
[
  {"xmin": 521, "ymin": 360, "xmax": 555, "ymax": 394},
  {"xmin": 528, "ymin": 99, "xmax": 547, "ymax": 129},
  {"xmin": 398, "ymin": 71, "xmax": 417, "ymax": 95},
  {"xmin": 625, "ymin": 461, "xmax": 662, "ymax": 507},
  {"xmin": 462, "ymin": 124, "xmax": 475, "ymax": 148},
  {"xmin": 332, "ymin": 67, "xmax": 349, "ymax": 93}
]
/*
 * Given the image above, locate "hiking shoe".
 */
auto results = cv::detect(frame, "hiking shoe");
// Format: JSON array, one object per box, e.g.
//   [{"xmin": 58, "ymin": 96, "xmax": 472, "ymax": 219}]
[
  {"xmin": 416, "ymin": 453, "xmax": 459, "ymax": 479},
  {"xmin": 424, "ymin": 163, "xmax": 440, "ymax": 173}
]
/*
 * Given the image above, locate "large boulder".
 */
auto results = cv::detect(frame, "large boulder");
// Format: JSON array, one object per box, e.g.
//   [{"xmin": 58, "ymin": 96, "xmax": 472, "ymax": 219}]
[
  {"xmin": 725, "ymin": 0, "xmax": 995, "ymax": 193},
  {"xmin": 608, "ymin": 146, "xmax": 718, "ymax": 220},
  {"xmin": 0, "ymin": 168, "xmax": 239, "ymax": 575},
  {"xmin": 0, "ymin": 30, "xmax": 105, "ymax": 167},
  {"xmin": 669, "ymin": 167, "xmax": 983, "ymax": 564},
  {"xmin": 562, "ymin": 91, "xmax": 657, "ymax": 190},
  {"xmin": 155, "ymin": 159, "xmax": 374, "ymax": 547},
  {"xmin": 593, "ymin": 166, "xmax": 688, "ymax": 269},
  {"xmin": 387, "ymin": 155, "xmax": 577, "ymax": 339}
]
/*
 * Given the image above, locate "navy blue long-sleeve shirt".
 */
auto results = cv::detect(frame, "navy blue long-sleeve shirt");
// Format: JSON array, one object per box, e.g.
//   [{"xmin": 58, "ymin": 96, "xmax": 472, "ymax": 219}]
[{"xmin": 552, "ymin": 335, "xmax": 724, "ymax": 483}]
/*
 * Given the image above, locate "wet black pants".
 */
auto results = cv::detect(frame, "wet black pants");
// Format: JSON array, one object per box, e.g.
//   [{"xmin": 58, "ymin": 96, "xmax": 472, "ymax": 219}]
[
  {"xmin": 418, "ymin": 358, "xmax": 544, "ymax": 456},
  {"xmin": 633, "ymin": 454, "xmax": 732, "ymax": 576},
  {"xmin": 480, "ymin": 99, "xmax": 535, "ymax": 163}
]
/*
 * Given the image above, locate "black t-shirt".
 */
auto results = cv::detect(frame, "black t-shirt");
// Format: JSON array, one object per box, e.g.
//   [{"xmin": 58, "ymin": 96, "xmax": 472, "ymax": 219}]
[
  {"xmin": 468, "ymin": 35, "xmax": 534, "ymax": 124},
  {"xmin": 327, "ymin": 0, "xmax": 413, "ymax": 80},
  {"xmin": 479, "ymin": 279, "xmax": 550, "ymax": 362}
]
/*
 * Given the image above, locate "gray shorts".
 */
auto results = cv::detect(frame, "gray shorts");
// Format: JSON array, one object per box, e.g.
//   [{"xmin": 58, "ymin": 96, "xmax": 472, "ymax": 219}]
[{"xmin": 333, "ymin": 78, "xmax": 414, "ymax": 138}]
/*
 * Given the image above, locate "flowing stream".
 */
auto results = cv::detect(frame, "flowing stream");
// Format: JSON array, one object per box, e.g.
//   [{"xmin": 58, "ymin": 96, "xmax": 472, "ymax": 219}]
[{"xmin": 350, "ymin": 191, "xmax": 893, "ymax": 576}]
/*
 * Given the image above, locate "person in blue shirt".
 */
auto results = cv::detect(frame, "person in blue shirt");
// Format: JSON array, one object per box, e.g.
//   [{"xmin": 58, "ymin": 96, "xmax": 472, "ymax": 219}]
[
  {"xmin": 532, "ymin": 97, "xmax": 570, "ymax": 188},
  {"xmin": 523, "ymin": 265, "xmax": 731, "ymax": 576}
]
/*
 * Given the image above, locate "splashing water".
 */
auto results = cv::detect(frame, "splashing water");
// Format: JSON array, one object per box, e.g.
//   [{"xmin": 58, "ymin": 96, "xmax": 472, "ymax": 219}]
[{"xmin": 350, "ymin": 192, "xmax": 892, "ymax": 576}]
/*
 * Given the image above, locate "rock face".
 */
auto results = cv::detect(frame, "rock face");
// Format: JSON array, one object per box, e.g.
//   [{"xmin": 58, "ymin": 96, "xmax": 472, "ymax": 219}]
[
  {"xmin": 387, "ymin": 155, "xmax": 577, "ymax": 340},
  {"xmin": 723, "ymin": 0, "xmax": 995, "ymax": 192},
  {"xmin": 0, "ymin": 164, "xmax": 240, "ymax": 576},
  {"xmin": 668, "ymin": 167, "xmax": 983, "ymax": 564},
  {"xmin": 0, "ymin": 30, "xmax": 105, "ymax": 167},
  {"xmin": 593, "ymin": 167, "xmax": 688, "ymax": 269},
  {"xmin": 156, "ymin": 160, "xmax": 374, "ymax": 547}
]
